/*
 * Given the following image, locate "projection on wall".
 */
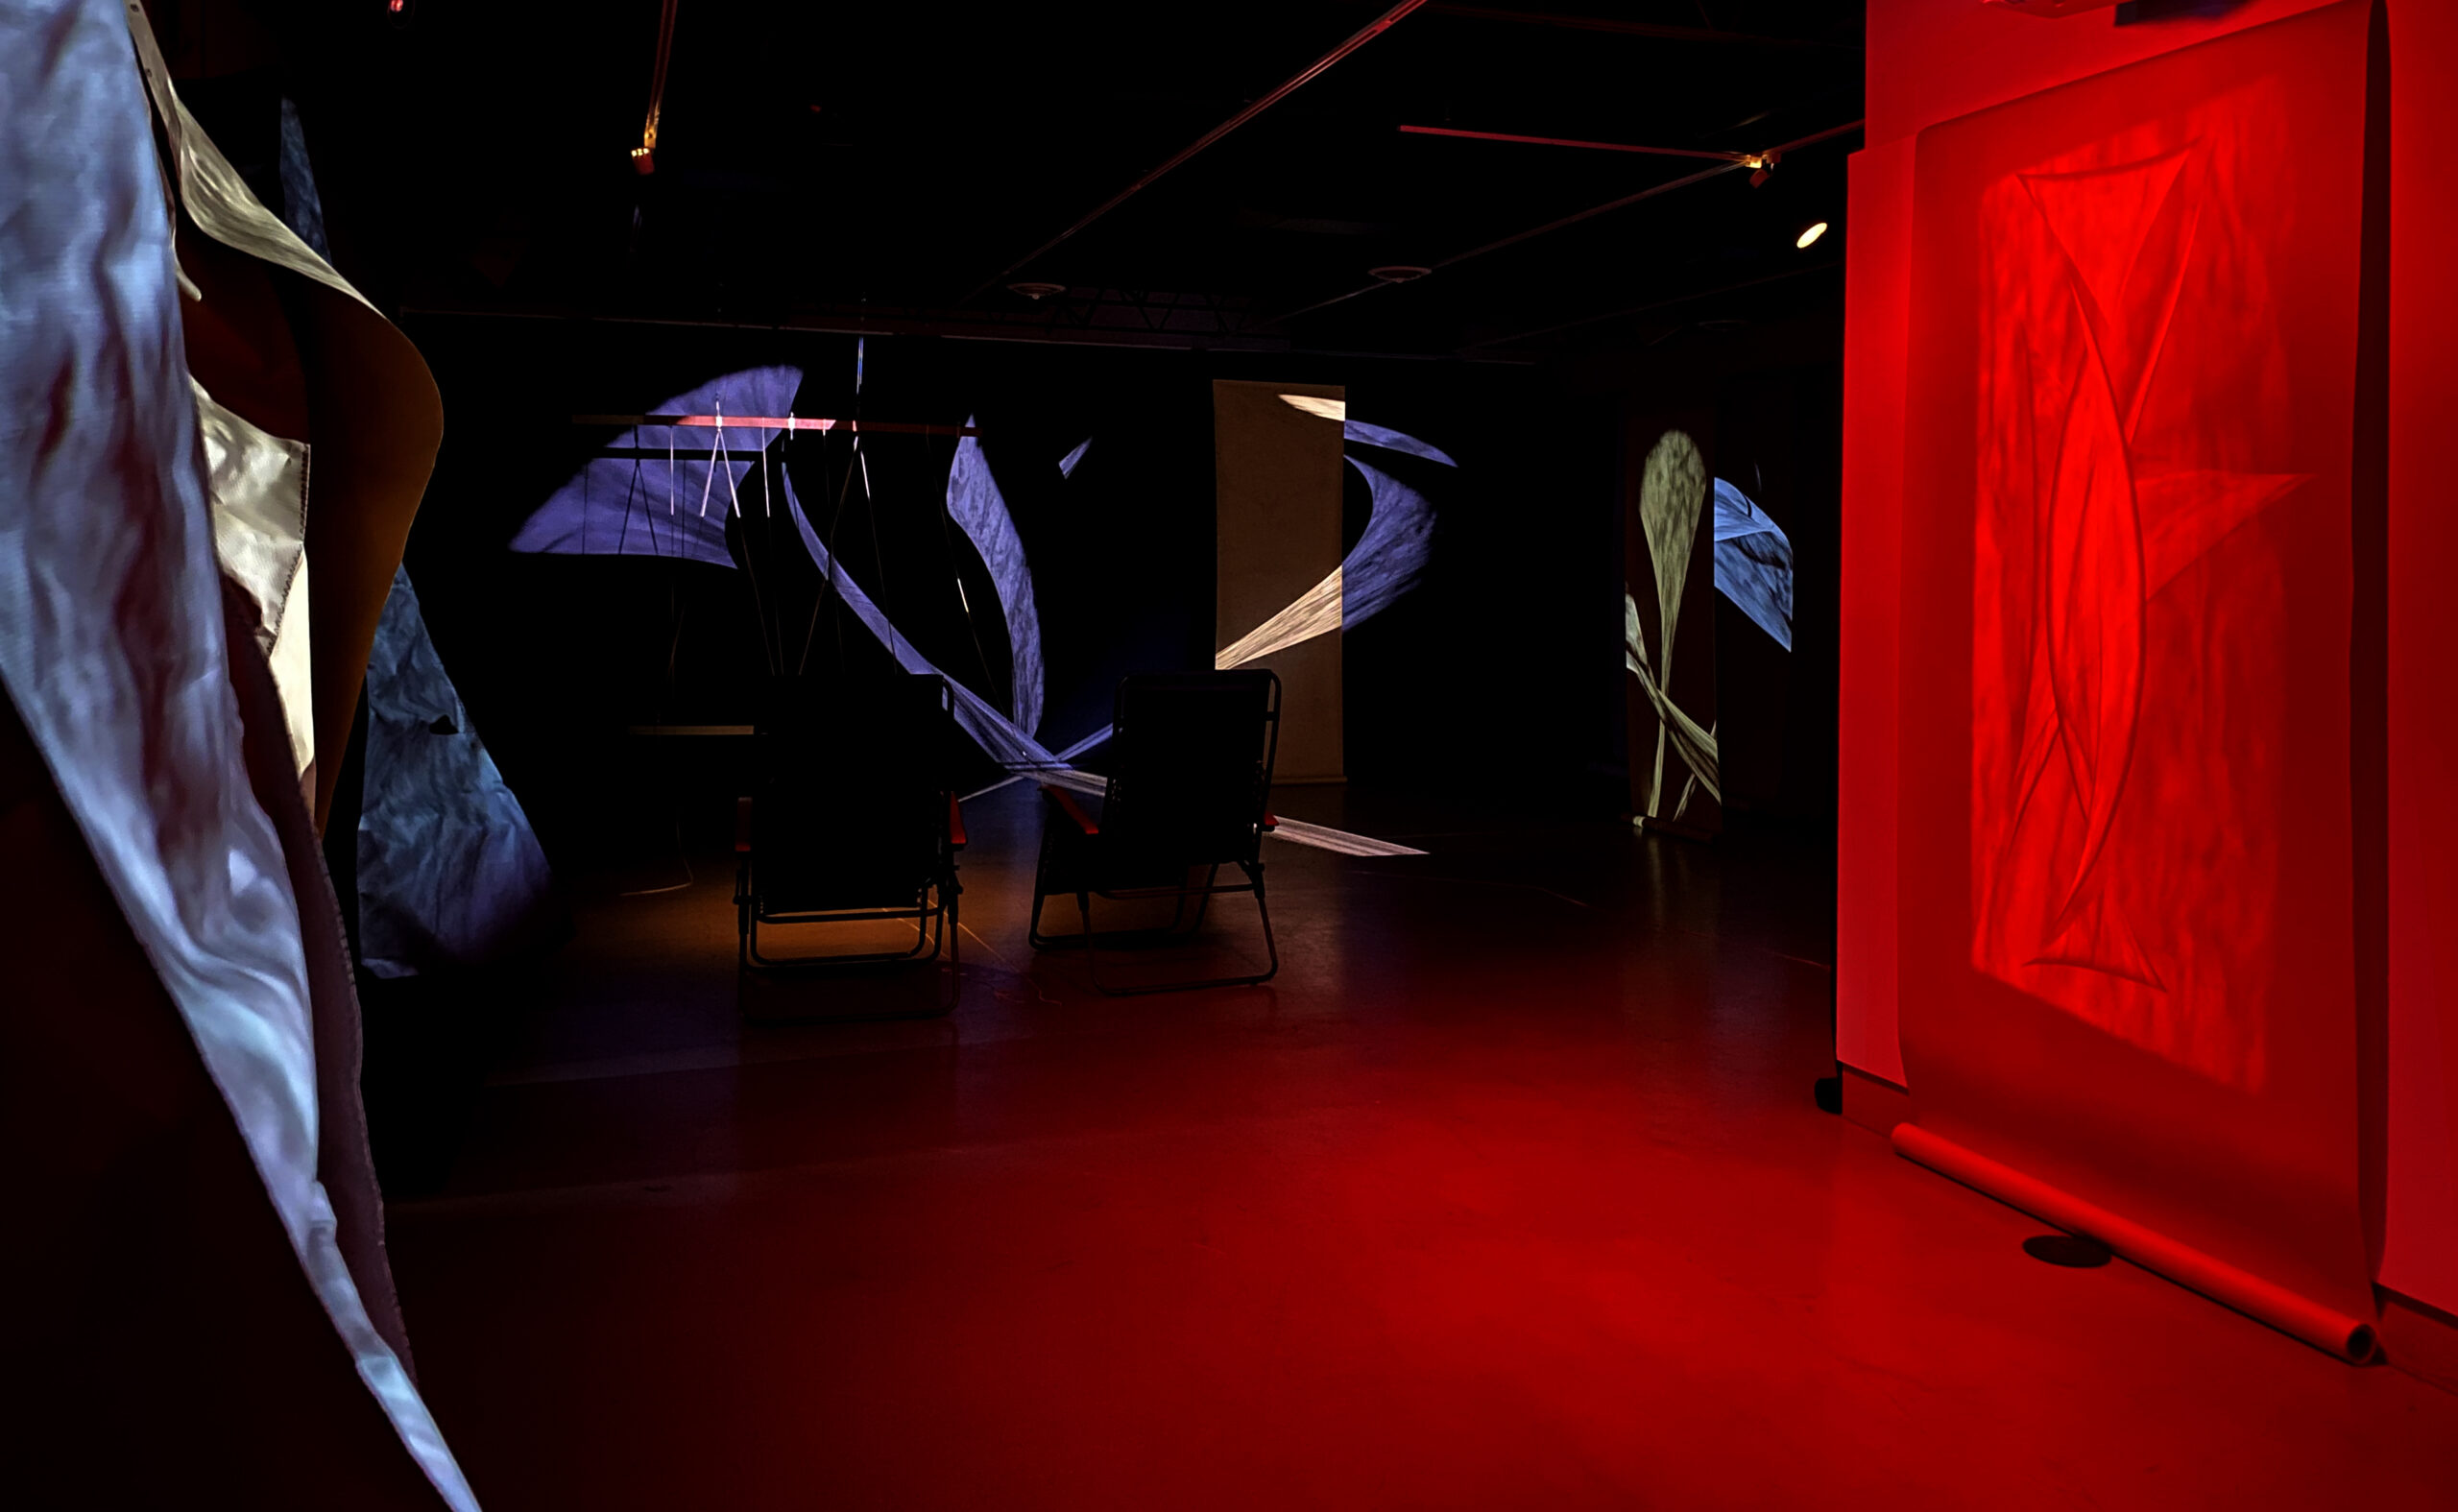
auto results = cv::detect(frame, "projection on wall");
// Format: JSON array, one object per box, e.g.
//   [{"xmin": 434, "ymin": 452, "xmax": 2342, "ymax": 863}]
[
  {"xmin": 510, "ymin": 365, "xmax": 804, "ymax": 568},
  {"xmin": 948, "ymin": 413, "xmax": 1045, "ymax": 739},
  {"xmin": 1625, "ymin": 419, "xmax": 1723, "ymax": 838},
  {"xmin": 358, "ymin": 567, "xmax": 558, "ymax": 977},
  {"xmin": 1894, "ymin": 0, "xmax": 2379, "ymax": 1329},
  {"xmin": 1713, "ymin": 478, "xmax": 1795, "ymax": 653},
  {"xmin": 1213, "ymin": 395, "xmax": 1448, "ymax": 669},
  {"xmin": 1216, "ymin": 381, "xmax": 1347, "ymax": 782},
  {"xmin": 517, "ymin": 369, "xmax": 1446, "ymax": 858}
]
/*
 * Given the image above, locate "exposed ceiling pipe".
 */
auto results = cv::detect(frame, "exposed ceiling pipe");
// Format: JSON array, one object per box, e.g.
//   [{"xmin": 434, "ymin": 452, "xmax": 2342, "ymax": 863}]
[
  {"xmin": 1278, "ymin": 116, "xmax": 1865, "ymax": 323},
  {"xmin": 961, "ymin": 0, "xmax": 1428, "ymax": 304}
]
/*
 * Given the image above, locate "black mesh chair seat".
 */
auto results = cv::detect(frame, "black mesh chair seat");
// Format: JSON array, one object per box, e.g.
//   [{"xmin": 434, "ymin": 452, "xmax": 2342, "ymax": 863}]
[
  {"xmin": 1028, "ymin": 670, "xmax": 1281, "ymax": 994},
  {"xmin": 735, "ymin": 673, "xmax": 964, "ymax": 1015}
]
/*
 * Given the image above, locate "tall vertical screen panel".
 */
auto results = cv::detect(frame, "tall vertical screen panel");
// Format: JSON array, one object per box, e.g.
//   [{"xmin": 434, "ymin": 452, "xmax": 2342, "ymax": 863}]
[
  {"xmin": 1896, "ymin": 1, "xmax": 2383, "ymax": 1323},
  {"xmin": 1626, "ymin": 407, "xmax": 1722, "ymax": 838},
  {"xmin": 1216, "ymin": 379, "xmax": 1346, "ymax": 782}
]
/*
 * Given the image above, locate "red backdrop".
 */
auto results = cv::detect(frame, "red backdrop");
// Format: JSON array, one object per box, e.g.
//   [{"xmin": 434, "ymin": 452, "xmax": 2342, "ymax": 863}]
[
  {"xmin": 1848, "ymin": 0, "xmax": 2458, "ymax": 1327},
  {"xmin": 1898, "ymin": 1, "xmax": 2376, "ymax": 1320}
]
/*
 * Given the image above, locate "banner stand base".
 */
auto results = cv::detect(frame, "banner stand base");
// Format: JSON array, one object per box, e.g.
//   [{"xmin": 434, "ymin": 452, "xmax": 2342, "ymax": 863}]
[{"xmin": 1892, "ymin": 1123, "xmax": 2377, "ymax": 1363}]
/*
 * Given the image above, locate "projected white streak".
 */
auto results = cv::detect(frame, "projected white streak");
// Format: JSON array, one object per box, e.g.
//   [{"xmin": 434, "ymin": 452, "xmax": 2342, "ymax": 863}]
[
  {"xmin": 1625, "ymin": 587, "xmax": 1720, "ymax": 804},
  {"xmin": 1217, "ymin": 565, "xmax": 1341, "ymax": 669},
  {"xmin": 1266, "ymin": 816, "xmax": 1427, "ymax": 857}
]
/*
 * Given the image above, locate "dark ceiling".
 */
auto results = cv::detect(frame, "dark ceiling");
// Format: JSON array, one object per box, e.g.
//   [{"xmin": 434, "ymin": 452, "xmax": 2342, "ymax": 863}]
[{"xmin": 189, "ymin": 1, "xmax": 1866, "ymax": 360}]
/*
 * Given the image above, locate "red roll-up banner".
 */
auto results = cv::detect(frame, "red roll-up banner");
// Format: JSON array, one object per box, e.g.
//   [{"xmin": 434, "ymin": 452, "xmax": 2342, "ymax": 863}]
[{"xmin": 1895, "ymin": 0, "xmax": 2384, "ymax": 1329}]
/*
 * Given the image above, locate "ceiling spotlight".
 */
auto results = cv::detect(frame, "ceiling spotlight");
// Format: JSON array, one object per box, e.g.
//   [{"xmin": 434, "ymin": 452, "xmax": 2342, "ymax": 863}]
[
  {"xmin": 1369, "ymin": 264, "xmax": 1431, "ymax": 283},
  {"xmin": 1746, "ymin": 150, "xmax": 1782, "ymax": 189},
  {"xmin": 1008, "ymin": 281, "xmax": 1067, "ymax": 301},
  {"xmin": 1795, "ymin": 221, "xmax": 1829, "ymax": 250}
]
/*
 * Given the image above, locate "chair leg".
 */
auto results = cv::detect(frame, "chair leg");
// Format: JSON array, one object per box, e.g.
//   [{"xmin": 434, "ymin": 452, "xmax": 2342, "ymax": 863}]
[
  {"xmin": 1076, "ymin": 890, "xmax": 1103, "ymax": 992},
  {"xmin": 1246, "ymin": 863, "xmax": 1279, "ymax": 984},
  {"xmin": 947, "ymin": 879, "xmax": 961, "ymax": 1008},
  {"xmin": 1027, "ymin": 830, "xmax": 1065, "ymax": 949},
  {"xmin": 1183, "ymin": 864, "xmax": 1220, "ymax": 934},
  {"xmin": 1078, "ymin": 869, "xmax": 1277, "ymax": 996}
]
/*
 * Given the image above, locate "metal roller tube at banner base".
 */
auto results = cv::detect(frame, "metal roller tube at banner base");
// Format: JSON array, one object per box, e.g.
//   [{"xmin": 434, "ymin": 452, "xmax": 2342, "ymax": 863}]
[{"xmin": 1891, "ymin": 1123, "xmax": 2378, "ymax": 1363}]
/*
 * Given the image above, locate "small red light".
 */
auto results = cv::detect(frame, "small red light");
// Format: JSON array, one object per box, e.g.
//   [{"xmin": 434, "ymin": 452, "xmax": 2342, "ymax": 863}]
[{"xmin": 389, "ymin": 0, "xmax": 404, "ymax": 10}]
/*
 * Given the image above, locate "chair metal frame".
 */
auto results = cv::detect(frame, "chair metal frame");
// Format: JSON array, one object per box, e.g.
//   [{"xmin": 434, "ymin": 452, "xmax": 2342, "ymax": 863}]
[
  {"xmin": 1027, "ymin": 670, "xmax": 1281, "ymax": 995},
  {"xmin": 735, "ymin": 676, "xmax": 964, "ymax": 1018}
]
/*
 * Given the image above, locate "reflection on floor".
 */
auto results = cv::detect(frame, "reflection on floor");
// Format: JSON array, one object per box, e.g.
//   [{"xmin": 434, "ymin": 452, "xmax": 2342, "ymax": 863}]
[{"xmin": 380, "ymin": 784, "xmax": 2458, "ymax": 1510}]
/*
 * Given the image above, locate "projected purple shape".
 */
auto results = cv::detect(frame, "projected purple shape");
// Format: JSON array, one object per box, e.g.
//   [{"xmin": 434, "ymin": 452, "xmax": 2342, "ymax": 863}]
[
  {"xmin": 1340, "ymin": 455, "xmax": 1435, "ymax": 629},
  {"xmin": 1059, "ymin": 438, "xmax": 1092, "ymax": 477},
  {"xmin": 510, "ymin": 365, "xmax": 803, "ymax": 566},
  {"xmin": 945, "ymin": 417, "xmax": 1045, "ymax": 737},
  {"xmin": 776, "ymin": 468, "xmax": 1059, "ymax": 774},
  {"xmin": 1711, "ymin": 477, "xmax": 1794, "ymax": 652},
  {"xmin": 1343, "ymin": 419, "xmax": 1458, "ymax": 468}
]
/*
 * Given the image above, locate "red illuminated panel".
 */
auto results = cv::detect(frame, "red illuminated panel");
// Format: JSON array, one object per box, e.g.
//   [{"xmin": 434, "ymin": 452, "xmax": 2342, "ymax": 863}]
[
  {"xmin": 1894, "ymin": 0, "xmax": 2379, "ymax": 1319},
  {"xmin": 1968, "ymin": 93, "xmax": 2310, "ymax": 1089}
]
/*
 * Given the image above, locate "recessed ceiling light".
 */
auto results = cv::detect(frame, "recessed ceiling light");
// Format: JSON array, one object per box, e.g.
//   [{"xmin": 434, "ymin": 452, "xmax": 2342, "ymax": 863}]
[
  {"xmin": 1795, "ymin": 221, "xmax": 1829, "ymax": 250},
  {"xmin": 1368, "ymin": 265, "xmax": 1432, "ymax": 283},
  {"xmin": 1008, "ymin": 281, "xmax": 1067, "ymax": 301}
]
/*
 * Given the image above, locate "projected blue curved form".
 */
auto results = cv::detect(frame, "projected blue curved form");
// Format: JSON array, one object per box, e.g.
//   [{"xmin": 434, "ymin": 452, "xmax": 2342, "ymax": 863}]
[
  {"xmin": 510, "ymin": 365, "xmax": 803, "ymax": 566},
  {"xmin": 1059, "ymin": 438, "xmax": 1092, "ymax": 477},
  {"xmin": 1132, "ymin": 420, "xmax": 1453, "ymax": 738},
  {"xmin": 945, "ymin": 417, "xmax": 1045, "ymax": 737},
  {"xmin": 1342, "ymin": 419, "xmax": 1458, "ymax": 468},
  {"xmin": 777, "ymin": 468, "xmax": 1059, "ymax": 773},
  {"xmin": 1711, "ymin": 477, "xmax": 1795, "ymax": 651},
  {"xmin": 1339, "ymin": 455, "xmax": 1436, "ymax": 630}
]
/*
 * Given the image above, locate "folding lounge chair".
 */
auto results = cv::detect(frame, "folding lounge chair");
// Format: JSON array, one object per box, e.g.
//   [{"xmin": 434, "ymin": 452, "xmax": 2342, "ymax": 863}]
[
  {"xmin": 735, "ymin": 673, "xmax": 964, "ymax": 1015},
  {"xmin": 1028, "ymin": 669, "xmax": 1281, "ymax": 994}
]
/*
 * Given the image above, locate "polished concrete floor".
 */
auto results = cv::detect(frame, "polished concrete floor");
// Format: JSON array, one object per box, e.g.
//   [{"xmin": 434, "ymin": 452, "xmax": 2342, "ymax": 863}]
[{"xmin": 381, "ymin": 785, "xmax": 2458, "ymax": 1510}]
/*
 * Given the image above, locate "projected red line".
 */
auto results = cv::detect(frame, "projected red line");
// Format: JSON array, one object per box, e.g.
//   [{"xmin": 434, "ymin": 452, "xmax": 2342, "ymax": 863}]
[
  {"xmin": 571, "ymin": 415, "xmax": 980, "ymax": 437},
  {"xmin": 1397, "ymin": 125, "xmax": 1754, "ymax": 162}
]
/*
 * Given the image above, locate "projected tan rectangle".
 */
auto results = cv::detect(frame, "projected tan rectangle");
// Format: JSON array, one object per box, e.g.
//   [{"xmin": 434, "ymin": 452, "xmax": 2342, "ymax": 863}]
[{"xmin": 1215, "ymin": 379, "xmax": 1344, "ymax": 782}]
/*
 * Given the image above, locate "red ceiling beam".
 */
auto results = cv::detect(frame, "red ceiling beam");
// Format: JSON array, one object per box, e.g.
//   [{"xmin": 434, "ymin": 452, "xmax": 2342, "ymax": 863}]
[
  {"xmin": 1280, "ymin": 116, "xmax": 1865, "ymax": 322},
  {"xmin": 1397, "ymin": 123, "xmax": 1758, "ymax": 164}
]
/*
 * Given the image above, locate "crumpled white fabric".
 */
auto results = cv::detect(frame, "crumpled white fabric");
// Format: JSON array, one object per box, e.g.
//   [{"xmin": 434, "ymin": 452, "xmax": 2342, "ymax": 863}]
[
  {"xmin": 198, "ymin": 379, "xmax": 317, "ymax": 778},
  {"xmin": 0, "ymin": 4, "xmax": 477, "ymax": 1506}
]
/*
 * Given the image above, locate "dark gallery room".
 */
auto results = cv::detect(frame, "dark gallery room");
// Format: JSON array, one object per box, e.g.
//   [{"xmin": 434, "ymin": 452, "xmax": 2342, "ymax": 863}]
[{"xmin": 11, "ymin": 0, "xmax": 2458, "ymax": 1506}]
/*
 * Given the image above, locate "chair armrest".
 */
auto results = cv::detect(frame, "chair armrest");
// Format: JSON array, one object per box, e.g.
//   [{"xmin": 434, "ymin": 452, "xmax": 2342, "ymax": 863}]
[
  {"xmin": 1040, "ymin": 784, "xmax": 1100, "ymax": 836},
  {"xmin": 948, "ymin": 793, "xmax": 968, "ymax": 849},
  {"xmin": 735, "ymin": 795, "xmax": 754, "ymax": 852},
  {"xmin": 1261, "ymin": 811, "xmax": 1278, "ymax": 830}
]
